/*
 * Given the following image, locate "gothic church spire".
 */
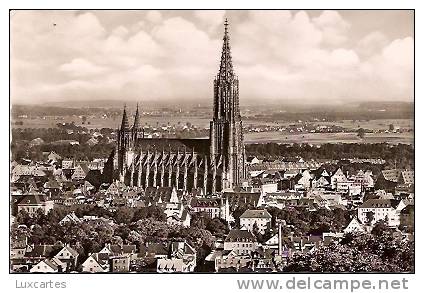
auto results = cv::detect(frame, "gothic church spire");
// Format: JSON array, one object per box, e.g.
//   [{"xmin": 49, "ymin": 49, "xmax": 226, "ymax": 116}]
[
  {"xmin": 218, "ymin": 18, "xmax": 234, "ymax": 80},
  {"xmin": 120, "ymin": 104, "xmax": 129, "ymax": 130}
]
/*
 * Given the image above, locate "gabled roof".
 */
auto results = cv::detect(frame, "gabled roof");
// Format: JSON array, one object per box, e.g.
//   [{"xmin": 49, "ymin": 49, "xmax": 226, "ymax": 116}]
[
  {"xmin": 400, "ymin": 204, "xmax": 414, "ymax": 215},
  {"xmin": 224, "ymin": 191, "xmax": 261, "ymax": 208},
  {"xmin": 190, "ymin": 197, "xmax": 221, "ymax": 208},
  {"xmin": 225, "ymin": 229, "xmax": 256, "ymax": 243},
  {"xmin": 25, "ymin": 245, "xmax": 62, "ymax": 258},
  {"xmin": 56, "ymin": 245, "xmax": 79, "ymax": 258},
  {"xmin": 75, "ymin": 163, "xmax": 90, "ymax": 174},
  {"xmin": 17, "ymin": 194, "xmax": 49, "ymax": 206},
  {"xmin": 359, "ymin": 199, "xmax": 401, "ymax": 209},
  {"xmin": 381, "ymin": 169, "xmax": 401, "ymax": 182},
  {"xmin": 400, "ymin": 171, "xmax": 414, "ymax": 185},
  {"xmin": 146, "ymin": 243, "xmax": 168, "ymax": 255},
  {"xmin": 169, "ymin": 241, "xmax": 196, "ymax": 257},
  {"xmin": 44, "ymin": 179, "xmax": 61, "ymax": 189},
  {"xmin": 240, "ymin": 209, "xmax": 271, "ymax": 219}
]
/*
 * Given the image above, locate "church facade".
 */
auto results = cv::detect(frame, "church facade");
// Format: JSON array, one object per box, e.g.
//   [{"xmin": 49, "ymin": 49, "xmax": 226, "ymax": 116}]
[{"xmin": 116, "ymin": 20, "xmax": 246, "ymax": 194}]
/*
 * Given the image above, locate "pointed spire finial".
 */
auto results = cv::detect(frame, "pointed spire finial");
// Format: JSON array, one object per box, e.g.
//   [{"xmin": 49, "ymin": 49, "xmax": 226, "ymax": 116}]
[
  {"xmin": 133, "ymin": 102, "xmax": 140, "ymax": 131},
  {"xmin": 224, "ymin": 18, "xmax": 229, "ymax": 35},
  {"xmin": 121, "ymin": 104, "xmax": 129, "ymax": 130},
  {"xmin": 218, "ymin": 18, "xmax": 234, "ymax": 78}
]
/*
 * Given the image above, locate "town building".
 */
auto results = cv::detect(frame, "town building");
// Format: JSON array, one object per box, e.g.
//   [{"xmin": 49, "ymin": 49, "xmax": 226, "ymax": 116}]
[
  {"xmin": 240, "ymin": 209, "xmax": 272, "ymax": 234},
  {"xmin": 224, "ymin": 229, "xmax": 258, "ymax": 255}
]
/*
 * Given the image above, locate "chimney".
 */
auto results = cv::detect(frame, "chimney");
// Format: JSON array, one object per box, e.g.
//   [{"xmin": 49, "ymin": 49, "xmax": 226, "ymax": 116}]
[{"xmin": 278, "ymin": 219, "xmax": 283, "ymax": 256}]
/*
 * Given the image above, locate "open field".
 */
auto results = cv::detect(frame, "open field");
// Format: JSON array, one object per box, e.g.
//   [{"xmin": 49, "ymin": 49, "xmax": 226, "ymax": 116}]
[
  {"xmin": 317, "ymin": 119, "xmax": 414, "ymax": 131},
  {"xmin": 12, "ymin": 116, "xmax": 413, "ymax": 145},
  {"xmin": 244, "ymin": 131, "xmax": 413, "ymax": 145}
]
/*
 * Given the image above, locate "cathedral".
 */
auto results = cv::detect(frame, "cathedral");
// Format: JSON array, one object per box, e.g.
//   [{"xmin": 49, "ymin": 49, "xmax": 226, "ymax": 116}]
[{"xmin": 115, "ymin": 20, "xmax": 246, "ymax": 194}]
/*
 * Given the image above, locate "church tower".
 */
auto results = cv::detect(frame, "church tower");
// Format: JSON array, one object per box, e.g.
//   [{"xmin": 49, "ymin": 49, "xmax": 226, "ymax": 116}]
[
  {"xmin": 210, "ymin": 19, "xmax": 246, "ymax": 189},
  {"xmin": 117, "ymin": 105, "xmax": 132, "ymax": 178}
]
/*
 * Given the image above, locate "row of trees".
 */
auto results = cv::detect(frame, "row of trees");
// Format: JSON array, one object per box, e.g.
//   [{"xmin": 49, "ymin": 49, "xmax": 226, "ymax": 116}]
[{"xmin": 245, "ymin": 143, "xmax": 414, "ymax": 169}]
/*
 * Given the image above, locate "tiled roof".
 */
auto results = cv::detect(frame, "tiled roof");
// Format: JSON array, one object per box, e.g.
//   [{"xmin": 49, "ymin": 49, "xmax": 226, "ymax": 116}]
[
  {"xmin": 381, "ymin": 169, "xmax": 401, "ymax": 182},
  {"xmin": 17, "ymin": 194, "xmax": 49, "ymax": 206},
  {"xmin": 400, "ymin": 171, "xmax": 414, "ymax": 185},
  {"xmin": 225, "ymin": 229, "xmax": 256, "ymax": 243},
  {"xmin": 359, "ymin": 199, "xmax": 400, "ymax": 209},
  {"xmin": 240, "ymin": 209, "xmax": 271, "ymax": 219},
  {"xmin": 146, "ymin": 243, "xmax": 168, "ymax": 256},
  {"xmin": 25, "ymin": 245, "xmax": 62, "ymax": 258},
  {"xmin": 224, "ymin": 192, "xmax": 261, "ymax": 208},
  {"xmin": 190, "ymin": 197, "xmax": 220, "ymax": 207}
]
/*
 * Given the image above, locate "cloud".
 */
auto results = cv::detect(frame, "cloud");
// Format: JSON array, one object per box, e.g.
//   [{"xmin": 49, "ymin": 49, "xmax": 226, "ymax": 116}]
[
  {"xmin": 312, "ymin": 11, "xmax": 350, "ymax": 46},
  {"xmin": 146, "ymin": 11, "xmax": 162, "ymax": 23},
  {"xmin": 356, "ymin": 31, "xmax": 389, "ymax": 57},
  {"xmin": 10, "ymin": 10, "xmax": 414, "ymax": 104},
  {"xmin": 193, "ymin": 10, "xmax": 226, "ymax": 31},
  {"xmin": 59, "ymin": 58, "xmax": 109, "ymax": 77}
]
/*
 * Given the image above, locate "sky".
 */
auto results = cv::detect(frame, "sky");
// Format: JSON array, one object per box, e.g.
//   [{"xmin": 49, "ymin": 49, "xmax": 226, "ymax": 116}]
[{"xmin": 10, "ymin": 10, "xmax": 414, "ymax": 105}]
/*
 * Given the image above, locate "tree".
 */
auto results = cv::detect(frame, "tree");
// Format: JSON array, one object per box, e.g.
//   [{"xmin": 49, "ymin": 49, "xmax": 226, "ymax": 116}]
[
  {"xmin": 365, "ymin": 211, "xmax": 374, "ymax": 225},
  {"xmin": 114, "ymin": 207, "xmax": 135, "ymax": 224},
  {"xmin": 206, "ymin": 218, "xmax": 228, "ymax": 236},
  {"xmin": 371, "ymin": 220, "xmax": 390, "ymax": 237},
  {"xmin": 357, "ymin": 128, "xmax": 366, "ymax": 139}
]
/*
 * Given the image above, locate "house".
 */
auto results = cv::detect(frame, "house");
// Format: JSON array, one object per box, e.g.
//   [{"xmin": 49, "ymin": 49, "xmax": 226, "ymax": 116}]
[
  {"xmin": 59, "ymin": 212, "xmax": 82, "ymax": 225},
  {"xmin": 224, "ymin": 229, "xmax": 258, "ymax": 255},
  {"xmin": 17, "ymin": 194, "xmax": 54, "ymax": 216},
  {"xmin": 190, "ymin": 197, "xmax": 221, "ymax": 218},
  {"xmin": 330, "ymin": 168, "xmax": 347, "ymax": 189},
  {"xmin": 81, "ymin": 253, "xmax": 109, "ymax": 273},
  {"xmin": 61, "ymin": 159, "xmax": 74, "ymax": 169},
  {"xmin": 240, "ymin": 209, "xmax": 272, "ymax": 234},
  {"xmin": 353, "ymin": 170, "xmax": 374, "ymax": 188},
  {"xmin": 30, "ymin": 257, "xmax": 66, "ymax": 273},
  {"xmin": 398, "ymin": 170, "xmax": 414, "ymax": 186},
  {"xmin": 214, "ymin": 251, "xmax": 252, "ymax": 272},
  {"xmin": 343, "ymin": 217, "xmax": 366, "ymax": 234},
  {"xmin": 43, "ymin": 179, "xmax": 61, "ymax": 197},
  {"xmin": 166, "ymin": 208, "xmax": 191, "ymax": 227},
  {"xmin": 54, "ymin": 244, "xmax": 79, "ymax": 269},
  {"xmin": 98, "ymin": 243, "xmax": 137, "ymax": 256},
  {"xmin": 10, "ymin": 235, "xmax": 28, "ymax": 261},
  {"xmin": 47, "ymin": 151, "xmax": 61, "ymax": 163},
  {"xmin": 294, "ymin": 170, "xmax": 312, "ymax": 190},
  {"xmin": 157, "ymin": 241, "xmax": 196, "ymax": 273},
  {"xmin": 145, "ymin": 243, "xmax": 168, "ymax": 259},
  {"xmin": 24, "ymin": 245, "xmax": 62, "ymax": 266},
  {"xmin": 110, "ymin": 255, "xmax": 130, "ymax": 272},
  {"xmin": 336, "ymin": 180, "xmax": 362, "ymax": 196},
  {"xmin": 71, "ymin": 163, "xmax": 89, "ymax": 180},
  {"xmin": 358, "ymin": 199, "xmax": 406, "ymax": 227},
  {"xmin": 223, "ymin": 191, "xmax": 262, "ymax": 209}
]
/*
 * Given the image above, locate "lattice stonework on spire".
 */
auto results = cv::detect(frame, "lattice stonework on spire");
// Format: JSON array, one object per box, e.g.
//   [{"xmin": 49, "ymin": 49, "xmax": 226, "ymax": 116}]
[
  {"xmin": 120, "ymin": 105, "xmax": 130, "ymax": 130},
  {"xmin": 218, "ymin": 18, "xmax": 234, "ymax": 80}
]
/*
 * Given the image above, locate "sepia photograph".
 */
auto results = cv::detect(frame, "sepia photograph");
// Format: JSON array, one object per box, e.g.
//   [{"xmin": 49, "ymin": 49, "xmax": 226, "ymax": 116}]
[{"xmin": 9, "ymin": 9, "xmax": 414, "ymax": 274}]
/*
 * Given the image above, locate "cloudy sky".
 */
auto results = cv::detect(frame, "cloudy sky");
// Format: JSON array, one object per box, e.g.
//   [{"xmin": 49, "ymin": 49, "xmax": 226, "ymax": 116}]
[{"xmin": 11, "ymin": 10, "xmax": 414, "ymax": 105}]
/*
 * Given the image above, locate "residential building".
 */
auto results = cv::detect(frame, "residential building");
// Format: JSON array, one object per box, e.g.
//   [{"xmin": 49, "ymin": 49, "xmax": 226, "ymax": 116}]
[
  {"xmin": 358, "ymin": 199, "xmax": 406, "ymax": 227},
  {"xmin": 240, "ymin": 209, "xmax": 272, "ymax": 234},
  {"xmin": 224, "ymin": 229, "xmax": 258, "ymax": 255}
]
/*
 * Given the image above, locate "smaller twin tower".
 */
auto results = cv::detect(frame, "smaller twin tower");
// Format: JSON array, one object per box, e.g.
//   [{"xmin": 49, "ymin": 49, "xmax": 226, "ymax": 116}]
[{"xmin": 116, "ymin": 19, "xmax": 246, "ymax": 194}]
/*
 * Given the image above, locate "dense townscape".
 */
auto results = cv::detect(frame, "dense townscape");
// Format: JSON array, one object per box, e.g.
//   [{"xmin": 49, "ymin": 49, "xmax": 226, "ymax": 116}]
[{"xmin": 10, "ymin": 19, "xmax": 414, "ymax": 274}]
